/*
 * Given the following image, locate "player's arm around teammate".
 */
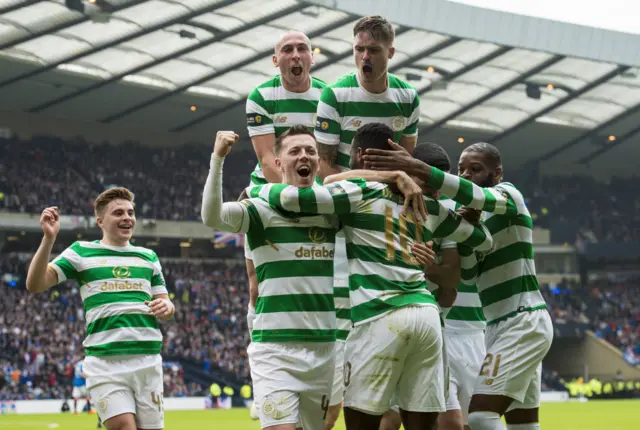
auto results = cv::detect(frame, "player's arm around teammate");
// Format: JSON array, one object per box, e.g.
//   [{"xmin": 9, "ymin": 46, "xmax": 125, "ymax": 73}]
[{"xmin": 363, "ymin": 143, "xmax": 518, "ymax": 216}]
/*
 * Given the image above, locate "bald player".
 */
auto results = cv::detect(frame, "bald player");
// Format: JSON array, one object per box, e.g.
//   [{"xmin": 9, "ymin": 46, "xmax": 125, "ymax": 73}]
[{"xmin": 246, "ymin": 30, "xmax": 326, "ymax": 186}]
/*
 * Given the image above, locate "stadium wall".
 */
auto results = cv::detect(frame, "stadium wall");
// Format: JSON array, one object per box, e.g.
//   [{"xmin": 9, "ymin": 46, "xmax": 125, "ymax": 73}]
[{"xmin": 544, "ymin": 332, "xmax": 640, "ymax": 379}]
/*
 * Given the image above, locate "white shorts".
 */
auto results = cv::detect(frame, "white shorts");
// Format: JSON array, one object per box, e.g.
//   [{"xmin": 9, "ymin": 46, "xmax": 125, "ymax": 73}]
[
  {"xmin": 248, "ymin": 342, "xmax": 335, "ymax": 430},
  {"xmin": 473, "ymin": 309, "xmax": 553, "ymax": 409},
  {"xmin": 72, "ymin": 386, "xmax": 89, "ymax": 399},
  {"xmin": 84, "ymin": 354, "xmax": 164, "ymax": 429},
  {"xmin": 330, "ymin": 340, "xmax": 346, "ymax": 406},
  {"xmin": 344, "ymin": 305, "xmax": 446, "ymax": 415},
  {"xmin": 444, "ymin": 329, "xmax": 485, "ymax": 422}
]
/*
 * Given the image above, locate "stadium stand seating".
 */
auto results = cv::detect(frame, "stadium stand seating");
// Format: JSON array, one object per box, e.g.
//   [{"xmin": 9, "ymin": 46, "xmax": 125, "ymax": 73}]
[{"xmin": 3, "ymin": 135, "xmax": 640, "ymax": 245}]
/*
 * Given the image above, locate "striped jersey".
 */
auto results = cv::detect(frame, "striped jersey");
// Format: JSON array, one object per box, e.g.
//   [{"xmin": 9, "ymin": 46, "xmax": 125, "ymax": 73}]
[
  {"xmin": 315, "ymin": 72, "xmax": 421, "ymax": 170},
  {"xmin": 250, "ymin": 179, "xmax": 493, "ymax": 326},
  {"xmin": 426, "ymin": 167, "xmax": 547, "ymax": 325},
  {"xmin": 240, "ymin": 196, "xmax": 338, "ymax": 343},
  {"xmin": 48, "ymin": 241, "xmax": 167, "ymax": 357},
  {"xmin": 246, "ymin": 75, "xmax": 326, "ymax": 186},
  {"xmin": 333, "ymin": 231, "xmax": 350, "ymax": 340},
  {"xmin": 437, "ymin": 198, "xmax": 486, "ymax": 332}
]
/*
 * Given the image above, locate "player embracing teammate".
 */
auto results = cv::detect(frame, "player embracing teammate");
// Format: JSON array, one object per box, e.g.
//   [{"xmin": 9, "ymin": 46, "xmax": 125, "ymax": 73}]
[{"xmin": 207, "ymin": 11, "xmax": 553, "ymax": 430}]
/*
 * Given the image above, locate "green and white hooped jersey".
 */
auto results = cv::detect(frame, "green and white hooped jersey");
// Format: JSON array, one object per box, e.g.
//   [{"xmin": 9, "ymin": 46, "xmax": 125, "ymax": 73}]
[
  {"xmin": 432, "ymin": 198, "xmax": 486, "ymax": 332},
  {"xmin": 241, "ymin": 196, "xmax": 338, "ymax": 343},
  {"xmin": 48, "ymin": 241, "xmax": 167, "ymax": 357},
  {"xmin": 250, "ymin": 179, "xmax": 493, "ymax": 326},
  {"xmin": 333, "ymin": 230, "xmax": 350, "ymax": 341},
  {"xmin": 314, "ymin": 72, "xmax": 420, "ymax": 170},
  {"xmin": 246, "ymin": 75, "xmax": 326, "ymax": 187},
  {"xmin": 426, "ymin": 168, "xmax": 547, "ymax": 325}
]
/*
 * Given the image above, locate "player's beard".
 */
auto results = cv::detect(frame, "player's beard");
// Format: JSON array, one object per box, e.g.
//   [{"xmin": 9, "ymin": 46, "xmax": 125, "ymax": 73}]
[{"xmin": 477, "ymin": 173, "xmax": 495, "ymax": 188}]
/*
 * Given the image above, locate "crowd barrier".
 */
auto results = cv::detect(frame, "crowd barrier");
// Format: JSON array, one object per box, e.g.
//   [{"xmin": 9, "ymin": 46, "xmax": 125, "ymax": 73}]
[{"xmin": 2, "ymin": 392, "xmax": 569, "ymax": 415}]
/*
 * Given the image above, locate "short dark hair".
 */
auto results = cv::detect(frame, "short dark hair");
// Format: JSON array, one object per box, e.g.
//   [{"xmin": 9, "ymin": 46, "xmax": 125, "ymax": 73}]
[
  {"xmin": 413, "ymin": 143, "xmax": 451, "ymax": 172},
  {"xmin": 275, "ymin": 124, "xmax": 315, "ymax": 154},
  {"xmin": 353, "ymin": 15, "xmax": 395, "ymax": 43},
  {"xmin": 463, "ymin": 142, "xmax": 502, "ymax": 168},
  {"xmin": 351, "ymin": 123, "xmax": 394, "ymax": 153}
]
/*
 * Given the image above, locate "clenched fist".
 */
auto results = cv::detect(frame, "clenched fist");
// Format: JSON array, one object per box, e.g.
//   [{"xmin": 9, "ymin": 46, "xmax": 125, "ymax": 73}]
[{"xmin": 213, "ymin": 131, "xmax": 239, "ymax": 157}]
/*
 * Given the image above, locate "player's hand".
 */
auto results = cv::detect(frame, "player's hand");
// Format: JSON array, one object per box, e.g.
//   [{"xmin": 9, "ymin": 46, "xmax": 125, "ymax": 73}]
[
  {"xmin": 411, "ymin": 241, "xmax": 435, "ymax": 269},
  {"xmin": 457, "ymin": 207, "xmax": 482, "ymax": 225},
  {"xmin": 363, "ymin": 139, "xmax": 422, "ymax": 173},
  {"xmin": 40, "ymin": 206, "xmax": 60, "ymax": 239},
  {"xmin": 146, "ymin": 297, "xmax": 175, "ymax": 320},
  {"xmin": 213, "ymin": 131, "xmax": 239, "ymax": 157},
  {"xmin": 396, "ymin": 172, "xmax": 427, "ymax": 221}
]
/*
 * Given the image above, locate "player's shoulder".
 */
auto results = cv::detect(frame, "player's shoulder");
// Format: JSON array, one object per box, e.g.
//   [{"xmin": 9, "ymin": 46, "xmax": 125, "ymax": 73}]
[
  {"xmin": 387, "ymin": 73, "xmax": 419, "ymax": 101},
  {"xmin": 311, "ymin": 76, "xmax": 328, "ymax": 89},
  {"xmin": 494, "ymin": 181, "xmax": 524, "ymax": 201},
  {"xmin": 247, "ymin": 75, "xmax": 282, "ymax": 99},
  {"xmin": 253, "ymin": 74, "xmax": 282, "ymax": 90},
  {"xmin": 388, "ymin": 73, "xmax": 417, "ymax": 90},
  {"xmin": 126, "ymin": 243, "xmax": 161, "ymax": 262},
  {"xmin": 328, "ymin": 72, "xmax": 358, "ymax": 89}
]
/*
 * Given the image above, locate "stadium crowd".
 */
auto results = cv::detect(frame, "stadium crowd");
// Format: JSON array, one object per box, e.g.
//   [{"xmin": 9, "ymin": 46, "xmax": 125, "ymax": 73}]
[
  {"xmin": 2, "ymin": 135, "xmax": 640, "ymax": 245},
  {"xmin": 0, "ymin": 135, "xmax": 255, "ymax": 221},
  {"xmin": 2, "ymin": 249, "xmax": 640, "ymax": 400}
]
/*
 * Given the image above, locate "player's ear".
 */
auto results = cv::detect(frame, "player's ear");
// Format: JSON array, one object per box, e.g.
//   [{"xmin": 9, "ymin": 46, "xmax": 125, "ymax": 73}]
[
  {"xmin": 494, "ymin": 166, "xmax": 503, "ymax": 184},
  {"xmin": 388, "ymin": 46, "xmax": 395, "ymax": 60},
  {"xmin": 272, "ymin": 54, "xmax": 278, "ymax": 68},
  {"xmin": 275, "ymin": 156, "xmax": 283, "ymax": 172}
]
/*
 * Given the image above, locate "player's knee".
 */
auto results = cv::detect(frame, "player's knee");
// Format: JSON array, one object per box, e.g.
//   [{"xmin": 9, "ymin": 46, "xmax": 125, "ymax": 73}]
[
  {"xmin": 467, "ymin": 411, "xmax": 503, "ymax": 430},
  {"xmin": 324, "ymin": 404, "xmax": 342, "ymax": 430},
  {"xmin": 438, "ymin": 410, "xmax": 464, "ymax": 430},
  {"xmin": 379, "ymin": 410, "xmax": 401, "ymax": 430}
]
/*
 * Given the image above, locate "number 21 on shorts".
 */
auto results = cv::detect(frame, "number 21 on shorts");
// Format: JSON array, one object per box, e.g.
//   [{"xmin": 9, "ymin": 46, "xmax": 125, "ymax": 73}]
[{"xmin": 479, "ymin": 353, "xmax": 502, "ymax": 385}]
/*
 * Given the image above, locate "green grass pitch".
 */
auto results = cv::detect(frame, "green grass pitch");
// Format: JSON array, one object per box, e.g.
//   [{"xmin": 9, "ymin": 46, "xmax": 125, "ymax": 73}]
[{"xmin": 0, "ymin": 400, "xmax": 637, "ymax": 430}]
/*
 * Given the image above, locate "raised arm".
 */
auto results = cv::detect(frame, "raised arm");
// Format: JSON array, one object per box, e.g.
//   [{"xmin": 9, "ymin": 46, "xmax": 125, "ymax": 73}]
[
  {"xmin": 246, "ymin": 89, "xmax": 281, "ymax": 183},
  {"xmin": 428, "ymin": 199, "xmax": 493, "ymax": 252},
  {"xmin": 201, "ymin": 131, "xmax": 251, "ymax": 233},
  {"xmin": 26, "ymin": 207, "xmax": 62, "ymax": 293},
  {"xmin": 314, "ymin": 87, "xmax": 343, "ymax": 179}
]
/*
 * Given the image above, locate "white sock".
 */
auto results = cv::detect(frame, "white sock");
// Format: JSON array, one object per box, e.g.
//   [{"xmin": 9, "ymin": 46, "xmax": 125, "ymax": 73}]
[
  {"xmin": 468, "ymin": 412, "xmax": 505, "ymax": 430},
  {"xmin": 507, "ymin": 424, "xmax": 540, "ymax": 430}
]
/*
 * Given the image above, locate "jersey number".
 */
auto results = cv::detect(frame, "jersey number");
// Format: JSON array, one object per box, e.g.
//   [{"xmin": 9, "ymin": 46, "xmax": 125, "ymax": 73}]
[
  {"xmin": 320, "ymin": 395, "xmax": 329, "ymax": 419},
  {"xmin": 384, "ymin": 206, "xmax": 422, "ymax": 265},
  {"xmin": 479, "ymin": 353, "xmax": 503, "ymax": 378}
]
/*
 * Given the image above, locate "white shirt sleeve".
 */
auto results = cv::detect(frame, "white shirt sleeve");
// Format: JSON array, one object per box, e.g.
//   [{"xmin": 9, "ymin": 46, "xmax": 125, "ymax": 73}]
[{"xmin": 201, "ymin": 154, "xmax": 251, "ymax": 233}]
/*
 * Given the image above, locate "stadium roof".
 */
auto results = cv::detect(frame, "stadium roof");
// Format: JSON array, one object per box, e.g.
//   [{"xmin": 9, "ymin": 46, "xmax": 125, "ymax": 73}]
[{"xmin": 1, "ymin": 0, "xmax": 639, "ymax": 172}]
